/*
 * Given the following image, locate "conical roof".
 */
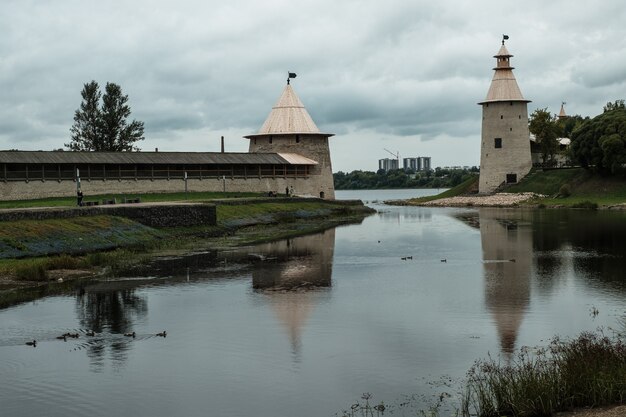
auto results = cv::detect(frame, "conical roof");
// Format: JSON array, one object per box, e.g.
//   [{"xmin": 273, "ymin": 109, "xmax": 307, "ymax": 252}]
[
  {"xmin": 558, "ymin": 103, "xmax": 567, "ymax": 118},
  {"xmin": 495, "ymin": 43, "xmax": 512, "ymax": 58},
  {"xmin": 245, "ymin": 84, "xmax": 333, "ymax": 138},
  {"xmin": 479, "ymin": 42, "xmax": 530, "ymax": 104}
]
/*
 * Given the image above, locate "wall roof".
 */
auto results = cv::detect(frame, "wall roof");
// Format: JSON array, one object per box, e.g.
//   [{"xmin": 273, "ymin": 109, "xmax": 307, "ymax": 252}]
[{"xmin": 0, "ymin": 151, "xmax": 318, "ymax": 165}]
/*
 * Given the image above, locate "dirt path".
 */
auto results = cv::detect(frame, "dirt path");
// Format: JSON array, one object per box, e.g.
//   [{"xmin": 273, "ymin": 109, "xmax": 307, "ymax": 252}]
[{"xmin": 555, "ymin": 405, "xmax": 626, "ymax": 417}]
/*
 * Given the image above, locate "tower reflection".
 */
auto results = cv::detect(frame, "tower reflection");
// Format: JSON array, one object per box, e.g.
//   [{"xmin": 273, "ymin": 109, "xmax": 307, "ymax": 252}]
[
  {"xmin": 457, "ymin": 208, "xmax": 532, "ymax": 357},
  {"xmin": 250, "ymin": 229, "xmax": 335, "ymax": 359}
]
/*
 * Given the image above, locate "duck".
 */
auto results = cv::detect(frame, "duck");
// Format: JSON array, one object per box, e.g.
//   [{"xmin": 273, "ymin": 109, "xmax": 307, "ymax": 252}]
[
  {"xmin": 56, "ymin": 335, "xmax": 67, "ymax": 341},
  {"xmin": 25, "ymin": 340, "xmax": 37, "ymax": 347},
  {"xmin": 68, "ymin": 333, "xmax": 79, "ymax": 339},
  {"xmin": 156, "ymin": 331, "xmax": 167, "ymax": 338},
  {"xmin": 407, "ymin": 256, "xmax": 413, "ymax": 260},
  {"xmin": 401, "ymin": 257, "xmax": 407, "ymax": 261},
  {"xmin": 441, "ymin": 259, "xmax": 447, "ymax": 263},
  {"xmin": 85, "ymin": 330, "xmax": 95, "ymax": 337},
  {"xmin": 124, "ymin": 332, "xmax": 136, "ymax": 338}
]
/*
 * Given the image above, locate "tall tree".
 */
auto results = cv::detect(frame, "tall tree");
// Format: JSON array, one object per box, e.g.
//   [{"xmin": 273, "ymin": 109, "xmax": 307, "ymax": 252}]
[
  {"xmin": 529, "ymin": 108, "xmax": 560, "ymax": 166},
  {"xmin": 66, "ymin": 81, "xmax": 102, "ymax": 151},
  {"xmin": 570, "ymin": 104, "xmax": 626, "ymax": 174},
  {"xmin": 100, "ymin": 83, "xmax": 144, "ymax": 152},
  {"xmin": 66, "ymin": 81, "xmax": 144, "ymax": 152}
]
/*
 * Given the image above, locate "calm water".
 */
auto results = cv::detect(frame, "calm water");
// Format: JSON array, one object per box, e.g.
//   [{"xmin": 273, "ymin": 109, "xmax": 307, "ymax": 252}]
[{"xmin": 2, "ymin": 189, "xmax": 626, "ymax": 417}]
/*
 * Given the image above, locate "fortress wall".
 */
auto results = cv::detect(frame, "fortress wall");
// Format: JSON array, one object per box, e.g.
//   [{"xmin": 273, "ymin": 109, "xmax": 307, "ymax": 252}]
[{"xmin": 0, "ymin": 175, "xmax": 326, "ymax": 201}]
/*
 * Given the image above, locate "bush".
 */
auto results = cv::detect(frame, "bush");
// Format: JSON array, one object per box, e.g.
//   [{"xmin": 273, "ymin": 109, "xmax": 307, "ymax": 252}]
[
  {"xmin": 571, "ymin": 200, "xmax": 598, "ymax": 210},
  {"xmin": 15, "ymin": 263, "xmax": 48, "ymax": 281},
  {"xmin": 558, "ymin": 184, "xmax": 571, "ymax": 197},
  {"xmin": 463, "ymin": 331, "xmax": 626, "ymax": 417},
  {"xmin": 46, "ymin": 254, "xmax": 79, "ymax": 270}
]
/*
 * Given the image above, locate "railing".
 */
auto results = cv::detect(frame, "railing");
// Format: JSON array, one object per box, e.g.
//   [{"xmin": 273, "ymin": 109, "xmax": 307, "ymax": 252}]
[{"xmin": 1, "ymin": 163, "xmax": 311, "ymax": 182}]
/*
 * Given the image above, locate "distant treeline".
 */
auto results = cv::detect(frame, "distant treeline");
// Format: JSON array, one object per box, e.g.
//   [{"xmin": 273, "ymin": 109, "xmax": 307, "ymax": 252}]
[{"xmin": 333, "ymin": 167, "xmax": 479, "ymax": 189}]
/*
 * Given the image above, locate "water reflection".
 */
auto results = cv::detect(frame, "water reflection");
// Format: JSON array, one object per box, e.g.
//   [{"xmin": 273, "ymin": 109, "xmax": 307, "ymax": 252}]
[
  {"xmin": 456, "ymin": 208, "xmax": 626, "ymax": 356},
  {"xmin": 75, "ymin": 286, "xmax": 148, "ymax": 369},
  {"xmin": 376, "ymin": 209, "xmax": 432, "ymax": 224},
  {"xmin": 69, "ymin": 230, "xmax": 336, "ymax": 366},
  {"xmin": 247, "ymin": 230, "xmax": 335, "ymax": 359}
]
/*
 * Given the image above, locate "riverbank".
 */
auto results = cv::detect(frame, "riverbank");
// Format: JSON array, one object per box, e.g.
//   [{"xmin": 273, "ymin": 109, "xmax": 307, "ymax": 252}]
[
  {"xmin": 388, "ymin": 192, "xmax": 543, "ymax": 207},
  {"xmin": 386, "ymin": 169, "xmax": 626, "ymax": 209},
  {"xmin": 0, "ymin": 197, "xmax": 375, "ymax": 308}
]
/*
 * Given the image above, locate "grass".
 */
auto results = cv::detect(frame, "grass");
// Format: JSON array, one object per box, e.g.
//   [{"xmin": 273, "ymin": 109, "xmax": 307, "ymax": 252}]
[
  {"xmin": 506, "ymin": 168, "xmax": 586, "ymax": 196},
  {"xmin": 0, "ymin": 191, "xmax": 264, "ymax": 209},
  {"xmin": 507, "ymin": 168, "xmax": 626, "ymax": 207},
  {"xmin": 396, "ymin": 168, "xmax": 626, "ymax": 208},
  {"xmin": 0, "ymin": 215, "xmax": 164, "ymax": 260},
  {"xmin": 401, "ymin": 175, "xmax": 479, "ymax": 204},
  {"xmin": 462, "ymin": 331, "xmax": 626, "ymax": 417}
]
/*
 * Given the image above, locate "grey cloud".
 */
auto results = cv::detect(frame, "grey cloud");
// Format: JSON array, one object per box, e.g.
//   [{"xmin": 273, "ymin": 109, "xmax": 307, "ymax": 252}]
[{"xmin": 1, "ymin": 0, "xmax": 626, "ymax": 170}]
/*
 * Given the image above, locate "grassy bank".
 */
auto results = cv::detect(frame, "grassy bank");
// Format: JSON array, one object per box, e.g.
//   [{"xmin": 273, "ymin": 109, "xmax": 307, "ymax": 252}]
[
  {"xmin": 392, "ymin": 169, "xmax": 626, "ymax": 208},
  {"xmin": 389, "ymin": 175, "xmax": 479, "ymax": 205},
  {"xmin": 0, "ymin": 198, "xmax": 374, "ymax": 307},
  {"xmin": 507, "ymin": 168, "xmax": 626, "ymax": 207},
  {"xmin": 462, "ymin": 332, "xmax": 626, "ymax": 417},
  {"xmin": 0, "ymin": 191, "xmax": 264, "ymax": 209}
]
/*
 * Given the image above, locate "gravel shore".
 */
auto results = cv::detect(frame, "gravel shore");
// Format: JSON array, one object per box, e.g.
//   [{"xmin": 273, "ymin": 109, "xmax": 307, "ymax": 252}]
[{"xmin": 388, "ymin": 192, "xmax": 543, "ymax": 207}]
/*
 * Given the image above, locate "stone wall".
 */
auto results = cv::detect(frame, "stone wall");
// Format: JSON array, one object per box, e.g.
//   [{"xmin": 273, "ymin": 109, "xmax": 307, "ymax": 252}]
[
  {"xmin": 0, "ymin": 203, "xmax": 217, "ymax": 228},
  {"xmin": 0, "ymin": 176, "xmax": 325, "ymax": 201}
]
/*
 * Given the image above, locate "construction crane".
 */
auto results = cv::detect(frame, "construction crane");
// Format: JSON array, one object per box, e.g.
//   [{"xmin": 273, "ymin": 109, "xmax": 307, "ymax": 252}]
[{"xmin": 383, "ymin": 148, "xmax": 400, "ymax": 168}]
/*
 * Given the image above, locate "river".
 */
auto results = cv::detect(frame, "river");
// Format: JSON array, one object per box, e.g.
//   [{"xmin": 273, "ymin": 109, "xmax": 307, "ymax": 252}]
[{"xmin": 1, "ymin": 189, "xmax": 625, "ymax": 416}]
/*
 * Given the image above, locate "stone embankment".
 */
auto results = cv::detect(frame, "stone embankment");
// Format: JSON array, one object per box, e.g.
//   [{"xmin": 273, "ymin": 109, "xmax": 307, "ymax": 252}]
[{"xmin": 389, "ymin": 192, "xmax": 544, "ymax": 207}]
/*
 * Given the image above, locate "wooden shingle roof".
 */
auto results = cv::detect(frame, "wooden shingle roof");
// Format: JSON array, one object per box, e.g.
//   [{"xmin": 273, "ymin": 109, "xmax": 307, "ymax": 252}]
[
  {"xmin": 0, "ymin": 151, "xmax": 318, "ymax": 165},
  {"xmin": 479, "ymin": 42, "xmax": 530, "ymax": 104},
  {"xmin": 245, "ymin": 84, "xmax": 333, "ymax": 138}
]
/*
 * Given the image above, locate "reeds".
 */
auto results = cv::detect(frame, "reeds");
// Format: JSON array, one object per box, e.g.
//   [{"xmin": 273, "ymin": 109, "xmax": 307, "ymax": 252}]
[{"xmin": 463, "ymin": 331, "xmax": 626, "ymax": 417}]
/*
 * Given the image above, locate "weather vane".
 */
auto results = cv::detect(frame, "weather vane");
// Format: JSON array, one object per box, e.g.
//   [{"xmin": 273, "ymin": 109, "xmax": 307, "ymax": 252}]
[
  {"xmin": 502, "ymin": 34, "xmax": 509, "ymax": 45},
  {"xmin": 287, "ymin": 71, "xmax": 297, "ymax": 85}
]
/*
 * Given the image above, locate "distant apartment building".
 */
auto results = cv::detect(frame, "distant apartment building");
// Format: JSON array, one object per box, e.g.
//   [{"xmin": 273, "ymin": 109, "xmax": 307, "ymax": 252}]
[
  {"xmin": 378, "ymin": 158, "xmax": 399, "ymax": 172},
  {"xmin": 402, "ymin": 157, "xmax": 431, "ymax": 172}
]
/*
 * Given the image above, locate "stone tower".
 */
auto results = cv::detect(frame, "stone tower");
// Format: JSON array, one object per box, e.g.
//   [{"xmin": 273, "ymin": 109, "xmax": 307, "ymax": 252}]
[
  {"xmin": 244, "ymin": 81, "xmax": 335, "ymax": 199},
  {"xmin": 478, "ymin": 38, "xmax": 532, "ymax": 194}
]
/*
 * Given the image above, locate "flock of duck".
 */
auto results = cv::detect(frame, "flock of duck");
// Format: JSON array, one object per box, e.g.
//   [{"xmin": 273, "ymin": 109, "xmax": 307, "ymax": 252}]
[
  {"xmin": 25, "ymin": 330, "xmax": 166, "ymax": 347},
  {"xmin": 400, "ymin": 255, "xmax": 448, "ymax": 262}
]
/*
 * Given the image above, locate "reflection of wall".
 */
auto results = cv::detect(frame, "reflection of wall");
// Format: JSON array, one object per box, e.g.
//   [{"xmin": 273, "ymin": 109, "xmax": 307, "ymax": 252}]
[
  {"xmin": 479, "ymin": 210, "xmax": 532, "ymax": 356},
  {"xmin": 251, "ymin": 229, "xmax": 335, "ymax": 358}
]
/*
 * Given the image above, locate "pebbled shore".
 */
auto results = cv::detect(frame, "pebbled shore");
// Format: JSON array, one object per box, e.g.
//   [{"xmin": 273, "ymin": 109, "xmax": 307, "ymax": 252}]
[{"xmin": 387, "ymin": 192, "xmax": 543, "ymax": 207}]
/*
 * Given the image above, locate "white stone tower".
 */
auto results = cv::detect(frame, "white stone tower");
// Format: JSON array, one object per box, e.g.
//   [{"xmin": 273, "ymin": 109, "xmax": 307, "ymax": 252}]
[
  {"xmin": 478, "ymin": 38, "xmax": 532, "ymax": 194},
  {"xmin": 245, "ymin": 79, "xmax": 335, "ymax": 199}
]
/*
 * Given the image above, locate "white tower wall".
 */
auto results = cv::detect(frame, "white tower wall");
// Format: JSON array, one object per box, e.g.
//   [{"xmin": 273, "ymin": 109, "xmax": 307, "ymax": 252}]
[{"xmin": 479, "ymin": 101, "xmax": 532, "ymax": 193}]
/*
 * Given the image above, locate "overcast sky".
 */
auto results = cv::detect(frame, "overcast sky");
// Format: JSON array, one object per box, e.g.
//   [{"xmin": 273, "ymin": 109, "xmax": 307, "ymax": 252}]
[{"xmin": 1, "ymin": 0, "xmax": 625, "ymax": 172}]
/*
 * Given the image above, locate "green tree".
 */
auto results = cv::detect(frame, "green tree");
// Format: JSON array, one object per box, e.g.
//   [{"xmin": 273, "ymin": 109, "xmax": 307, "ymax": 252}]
[
  {"xmin": 66, "ymin": 81, "xmax": 144, "ymax": 152},
  {"xmin": 556, "ymin": 114, "xmax": 587, "ymax": 138},
  {"xmin": 570, "ymin": 105, "xmax": 626, "ymax": 174},
  {"xmin": 529, "ymin": 108, "xmax": 560, "ymax": 166},
  {"xmin": 100, "ymin": 82, "xmax": 145, "ymax": 152},
  {"xmin": 66, "ymin": 81, "xmax": 102, "ymax": 151},
  {"xmin": 603, "ymin": 99, "xmax": 625, "ymax": 113}
]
